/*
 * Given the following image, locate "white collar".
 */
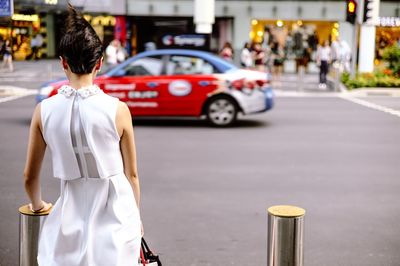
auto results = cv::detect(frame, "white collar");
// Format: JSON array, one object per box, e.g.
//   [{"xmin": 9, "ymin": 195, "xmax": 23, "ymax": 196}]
[{"xmin": 58, "ymin": 85, "xmax": 103, "ymax": 98}]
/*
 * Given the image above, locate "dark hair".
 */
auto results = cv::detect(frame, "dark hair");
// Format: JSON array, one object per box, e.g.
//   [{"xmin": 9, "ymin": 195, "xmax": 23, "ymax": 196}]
[{"xmin": 58, "ymin": 4, "xmax": 103, "ymax": 74}]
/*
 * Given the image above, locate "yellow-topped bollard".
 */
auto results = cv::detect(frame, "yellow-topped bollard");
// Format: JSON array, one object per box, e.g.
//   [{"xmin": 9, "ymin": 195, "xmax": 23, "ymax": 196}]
[
  {"xmin": 19, "ymin": 204, "xmax": 52, "ymax": 266},
  {"xmin": 267, "ymin": 205, "xmax": 305, "ymax": 266}
]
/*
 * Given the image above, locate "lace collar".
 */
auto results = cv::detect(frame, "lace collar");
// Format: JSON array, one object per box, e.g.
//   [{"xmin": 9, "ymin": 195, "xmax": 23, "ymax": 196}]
[{"xmin": 58, "ymin": 85, "xmax": 103, "ymax": 99}]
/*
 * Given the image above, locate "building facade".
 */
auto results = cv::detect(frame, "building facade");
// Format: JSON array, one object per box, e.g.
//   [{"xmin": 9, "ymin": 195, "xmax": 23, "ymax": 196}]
[
  {"xmin": 0, "ymin": 0, "xmax": 126, "ymax": 59},
  {"xmin": 126, "ymin": 0, "xmax": 400, "ymax": 63}
]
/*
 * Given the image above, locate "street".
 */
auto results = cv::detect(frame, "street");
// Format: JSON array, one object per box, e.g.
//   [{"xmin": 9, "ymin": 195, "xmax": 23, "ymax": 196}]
[{"xmin": 1, "ymin": 61, "xmax": 400, "ymax": 265}]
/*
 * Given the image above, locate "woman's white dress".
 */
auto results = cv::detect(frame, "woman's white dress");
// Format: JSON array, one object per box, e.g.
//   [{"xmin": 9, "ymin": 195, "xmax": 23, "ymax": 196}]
[{"xmin": 38, "ymin": 85, "xmax": 141, "ymax": 266}]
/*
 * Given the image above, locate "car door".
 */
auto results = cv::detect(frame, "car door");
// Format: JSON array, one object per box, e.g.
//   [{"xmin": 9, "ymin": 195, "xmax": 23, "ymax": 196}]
[
  {"xmin": 98, "ymin": 55, "xmax": 165, "ymax": 116},
  {"xmin": 162, "ymin": 54, "xmax": 219, "ymax": 116}
]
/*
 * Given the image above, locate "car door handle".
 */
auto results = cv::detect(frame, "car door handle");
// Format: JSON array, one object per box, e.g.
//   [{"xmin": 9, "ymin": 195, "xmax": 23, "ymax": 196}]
[
  {"xmin": 146, "ymin": 82, "xmax": 159, "ymax": 88},
  {"xmin": 198, "ymin": 81, "xmax": 210, "ymax": 87}
]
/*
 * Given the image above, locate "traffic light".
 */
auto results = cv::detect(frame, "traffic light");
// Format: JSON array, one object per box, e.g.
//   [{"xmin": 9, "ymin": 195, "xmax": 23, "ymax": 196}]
[
  {"xmin": 363, "ymin": 0, "xmax": 379, "ymax": 24},
  {"xmin": 346, "ymin": 0, "xmax": 357, "ymax": 24}
]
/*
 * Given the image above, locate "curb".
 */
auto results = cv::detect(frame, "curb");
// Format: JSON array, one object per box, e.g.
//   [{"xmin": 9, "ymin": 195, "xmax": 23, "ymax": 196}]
[{"xmin": 345, "ymin": 88, "xmax": 400, "ymax": 97}]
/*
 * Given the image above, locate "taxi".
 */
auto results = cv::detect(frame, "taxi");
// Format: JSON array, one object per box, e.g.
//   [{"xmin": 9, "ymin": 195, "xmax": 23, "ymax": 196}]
[{"xmin": 37, "ymin": 49, "xmax": 274, "ymax": 127}]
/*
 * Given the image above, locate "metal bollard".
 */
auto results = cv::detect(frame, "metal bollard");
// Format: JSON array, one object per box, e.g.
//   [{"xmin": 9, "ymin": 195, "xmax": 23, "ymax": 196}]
[
  {"xmin": 267, "ymin": 205, "xmax": 305, "ymax": 266},
  {"xmin": 19, "ymin": 204, "xmax": 52, "ymax": 266}
]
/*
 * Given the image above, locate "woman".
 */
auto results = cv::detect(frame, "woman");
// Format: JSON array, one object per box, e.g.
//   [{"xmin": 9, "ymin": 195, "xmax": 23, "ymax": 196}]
[
  {"xmin": 252, "ymin": 42, "xmax": 265, "ymax": 72},
  {"xmin": 23, "ymin": 4, "xmax": 142, "ymax": 265},
  {"xmin": 316, "ymin": 40, "xmax": 332, "ymax": 89},
  {"xmin": 219, "ymin": 41, "xmax": 234, "ymax": 61},
  {"xmin": 240, "ymin": 42, "xmax": 253, "ymax": 68},
  {"xmin": 271, "ymin": 41, "xmax": 285, "ymax": 81},
  {"xmin": 2, "ymin": 39, "xmax": 13, "ymax": 71}
]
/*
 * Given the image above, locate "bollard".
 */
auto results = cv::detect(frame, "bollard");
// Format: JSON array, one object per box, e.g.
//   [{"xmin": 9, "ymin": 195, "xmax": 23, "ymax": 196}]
[
  {"xmin": 19, "ymin": 204, "xmax": 52, "ymax": 266},
  {"xmin": 267, "ymin": 205, "xmax": 305, "ymax": 266}
]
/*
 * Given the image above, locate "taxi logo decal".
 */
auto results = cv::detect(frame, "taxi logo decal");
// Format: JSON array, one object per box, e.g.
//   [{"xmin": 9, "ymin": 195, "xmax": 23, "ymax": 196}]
[
  {"xmin": 128, "ymin": 91, "xmax": 158, "ymax": 99},
  {"xmin": 105, "ymin": 84, "xmax": 136, "ymax": 91},
  {"xmin": 107, "ymin": 92, "xmax": 126, "ymax": 99},
  {"xmin": 126, "ymin": 102, "xmax": 158, "ymax": 108},
  {"xmin": 168, "ymin": 80, "xmax": 192, "ymax": 96}
]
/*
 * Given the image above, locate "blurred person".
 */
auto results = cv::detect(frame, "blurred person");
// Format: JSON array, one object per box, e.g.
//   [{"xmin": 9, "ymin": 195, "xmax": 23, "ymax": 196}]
[
  {"xmin": 0, "ymin": 37, "xmax": 4, "ymax": 60},
  {"xmin": 29, "ymin": 34, "xmax": 38, "ymax": 60},
  {"xmin": 240, "ymin": 42, "xmax": 253, "ymax": 68},
  {"xmin": 339, "ymin": 39, "xmax": 351, "ymax": 72},
  {"xmin": 117, "ymin": 40, "xmax": 128, "ymax": 63},
  {"xmin": 219, "ymin": 41, "xmax": 234, "ymax": 61},
  {"xmin": 2, "ymin": 39, "xmax": 13, "ymax": 72},
  {"xmin": 316, "ymin": 40, "xmax": 332, "ymax": 89},
  {"xmin": 271, "ymin": 41, "xmax": 285, "ymax": 83},
  {"xmin": 23, "ymin": 4, "xmax": 142, "ymax": 265},
  {"xmin": 330, "ymin": 37, "xmax": 340, "ymax": 63},
  {"xmin": 252, "ymin": 42, "xmax": 266, "ymax": 72},
  {"xmin": 35, "ymin": 33, "xmax": 44, "ymax": 59},
  {"xmin": 144, "ymin": 41, "xmax": 156, "ymax": 51},
  {"xmin": 29, "ymin": 34, "xmax": 43, "ymax": 60},
  {"xmin": 105, "ymin": 39, "xmax": 119, "ymax": 65}
]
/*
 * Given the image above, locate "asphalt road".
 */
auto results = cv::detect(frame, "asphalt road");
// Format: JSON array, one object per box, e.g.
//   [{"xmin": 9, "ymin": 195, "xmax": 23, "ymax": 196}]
[{"xmin": 1, "ymin": 69, "xmax": 400, "ymax": 265}]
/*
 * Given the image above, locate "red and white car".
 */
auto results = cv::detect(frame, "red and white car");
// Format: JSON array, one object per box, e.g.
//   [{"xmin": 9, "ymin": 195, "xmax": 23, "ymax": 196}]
[{"xmin": 37, "ymin": 49, "xmax": 274, "ymax": 126}]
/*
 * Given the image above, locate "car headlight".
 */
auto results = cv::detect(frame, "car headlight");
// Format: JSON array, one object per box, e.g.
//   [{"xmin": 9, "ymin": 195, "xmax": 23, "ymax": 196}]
[{"xmin": 38, "ymin": 85, "xmax": 55, "ymax": 96}]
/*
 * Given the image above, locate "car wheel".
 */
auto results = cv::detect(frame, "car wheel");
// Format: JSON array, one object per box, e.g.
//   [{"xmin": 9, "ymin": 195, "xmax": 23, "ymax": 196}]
[{"xmin": 206, "ymin": 96, "xmax": 238, "ymax": 127}]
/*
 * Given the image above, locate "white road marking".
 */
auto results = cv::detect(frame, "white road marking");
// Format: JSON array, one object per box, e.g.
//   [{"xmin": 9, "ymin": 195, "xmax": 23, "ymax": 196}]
[
  {"xmin": 0, "ymin": 86, "xmax": 37, "ymax": 103},
  {"xmin": 339, "ymin": 94, "xmax": 400, "ymax": 118}
]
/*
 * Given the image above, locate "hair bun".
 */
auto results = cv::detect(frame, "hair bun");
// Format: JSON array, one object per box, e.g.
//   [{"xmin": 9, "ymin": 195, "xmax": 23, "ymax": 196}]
[
  {"xmin": 66, "ymin": 3, "xmax": 89, "ymax": 33},
  {"xmin": 58, "ymin": 3, "xmax": 103, "ymax": 74}
]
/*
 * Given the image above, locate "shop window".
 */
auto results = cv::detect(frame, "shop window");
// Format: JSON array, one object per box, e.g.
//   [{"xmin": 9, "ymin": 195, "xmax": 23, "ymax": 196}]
[
  {"xmin": 167, "ymin": 55, "xmax": 216, "ymax": 75},
  {"xmin": 122, "ymin": 56, "xmax": 163, "ymax": 76}
]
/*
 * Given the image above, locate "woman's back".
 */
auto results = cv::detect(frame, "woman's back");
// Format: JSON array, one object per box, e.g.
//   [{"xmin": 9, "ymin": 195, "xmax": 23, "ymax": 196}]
[
  {"xmin": 22, "ymin": 4, "xmax": 142, "ymax": 265},
  {"xmin": 41, "ymin": 85, "xmax": 123, "ymax": 180},
  {"xmin": 38, "ymin": 85, "xmax": 142, "ymax": 265}
]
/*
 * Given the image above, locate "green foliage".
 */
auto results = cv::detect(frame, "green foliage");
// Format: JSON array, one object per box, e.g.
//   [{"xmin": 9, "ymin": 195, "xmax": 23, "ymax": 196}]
[
  {"xmin": 341, "ymin": 71, "xmax": 400, "ymax": 89},
  {"xmin": 382, "ymin": 44, "xmax": 400, "ymax": 77}
]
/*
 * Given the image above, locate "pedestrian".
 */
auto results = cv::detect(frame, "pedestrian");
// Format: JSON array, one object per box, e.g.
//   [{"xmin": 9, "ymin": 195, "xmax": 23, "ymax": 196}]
[
  {"xmin": 252, "ymin": 42, "xmax": 266, "ymax": 72},
  {"xmin": 271, "ymin": 41, "xmax": 285, "ymax": 83},
  {"xmin": 2, "ymin": 39, "xmax": 13, "ymax": 72},
  {"xmin": 240, "ymin": 42, "xmax": 253, "ymax": 68},
  {"xmin": 316, "ymin": 40, "xmax": 332, "ymax": 89},
  {"xmin": 117, "ymin": 40, "xmax": 128, "ymax": 63},
  {"xmin": 105, "ymin": 39, "xmax": 119, "ymax": 65},
  {"xmin": 219, "ymin": 41, "xmax": 234, "ymax": 61},
  {"xmin": 29, "ymin": 34, "xmax": 38, "ymax": 60},
  {"xmin": 23, "ymin": 4, "xmax": 142, "ymax": 265},
  {"xmin": 35, "ymin": 33, "xmax": 44, "ymax": 59}
]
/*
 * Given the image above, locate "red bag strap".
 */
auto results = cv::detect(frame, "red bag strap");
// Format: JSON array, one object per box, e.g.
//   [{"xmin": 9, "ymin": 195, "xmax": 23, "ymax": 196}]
[{"xmin": 140, "ymin": 248, "xmax": 146, "ymax": 266}]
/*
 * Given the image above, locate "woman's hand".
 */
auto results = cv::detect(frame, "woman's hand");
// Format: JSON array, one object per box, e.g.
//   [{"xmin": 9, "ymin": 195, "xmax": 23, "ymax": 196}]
[
  {"xmin": 29, "ymin": 200, "xmax": 52, "ymax": 213},
  {"xmin": 141, "ymin": 221, "xmax": 144, "ymax": 237}
]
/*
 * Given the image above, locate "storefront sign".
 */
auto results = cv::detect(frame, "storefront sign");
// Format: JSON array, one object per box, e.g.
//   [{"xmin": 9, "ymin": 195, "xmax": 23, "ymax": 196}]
[
  {"xmin": 160, "ymin": 34, "xmax": 209, "ymax": 50},
  {"xmin": 378, "ymin": 17, "xmax": 400, "ymax": 27},
  {"xmin": 45, "ymin": 0, "xmax": 58, "ymax": 4},
  {"xmin": 0, "ymin": 0, "xmax": 13, "ymax": 17},
  {"xmin": 12, "ymin": 14, "xmax": 39, "ymax": 22},
  {"xmin": 162, "ymin": 34, "xmax": 206, "ymax": 47}
]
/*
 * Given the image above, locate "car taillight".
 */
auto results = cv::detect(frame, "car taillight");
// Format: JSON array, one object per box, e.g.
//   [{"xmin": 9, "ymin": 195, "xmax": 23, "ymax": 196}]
[
  {"xmin": 245, "ymin": 80, "xmax": 256, "ymax": 89},
  {"xmin": 256, "ymin": 79, "xmax": 268, "ymax": 87},
  {"xmin": 230, "ymin": 78, "xmax": 245, "ymax": 90}
]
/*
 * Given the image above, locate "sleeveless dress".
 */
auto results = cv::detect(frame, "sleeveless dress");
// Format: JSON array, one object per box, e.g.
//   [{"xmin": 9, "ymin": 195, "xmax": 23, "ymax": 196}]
[{"xmin": 38, "ymin": 85, "xmax": 141, "ymax": 266}]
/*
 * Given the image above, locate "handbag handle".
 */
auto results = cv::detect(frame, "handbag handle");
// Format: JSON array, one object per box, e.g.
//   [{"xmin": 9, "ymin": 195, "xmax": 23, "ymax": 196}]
[{"xmin": 140, "ymin": 248, "xmax": 146, "ymax": 266}]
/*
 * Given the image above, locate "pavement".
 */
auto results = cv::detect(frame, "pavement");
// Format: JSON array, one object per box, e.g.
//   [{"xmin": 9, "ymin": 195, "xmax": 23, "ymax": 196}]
[{"xmin": 1, "ymin": 59, "xmax": 400, "ymax": 265}]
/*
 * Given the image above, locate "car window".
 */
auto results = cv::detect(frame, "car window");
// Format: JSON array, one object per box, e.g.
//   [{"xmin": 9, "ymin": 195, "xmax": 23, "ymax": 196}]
[
  {"xmin": 166, "ymin": 55, "xmax": 216, "ymax": 75},
  {"xmin": 122, "ymin": 56, "xmax": 163, "ymax": 76}
]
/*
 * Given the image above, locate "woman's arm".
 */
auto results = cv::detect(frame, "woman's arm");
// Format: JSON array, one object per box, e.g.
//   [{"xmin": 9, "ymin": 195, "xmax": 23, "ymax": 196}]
[
  {"xmin": 23, "ymin": 104, "xmax": 51, "ymax": 212},
  {"xmin": 116, "ymin": 102, "xmax": 140, "ymax": 211}
]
